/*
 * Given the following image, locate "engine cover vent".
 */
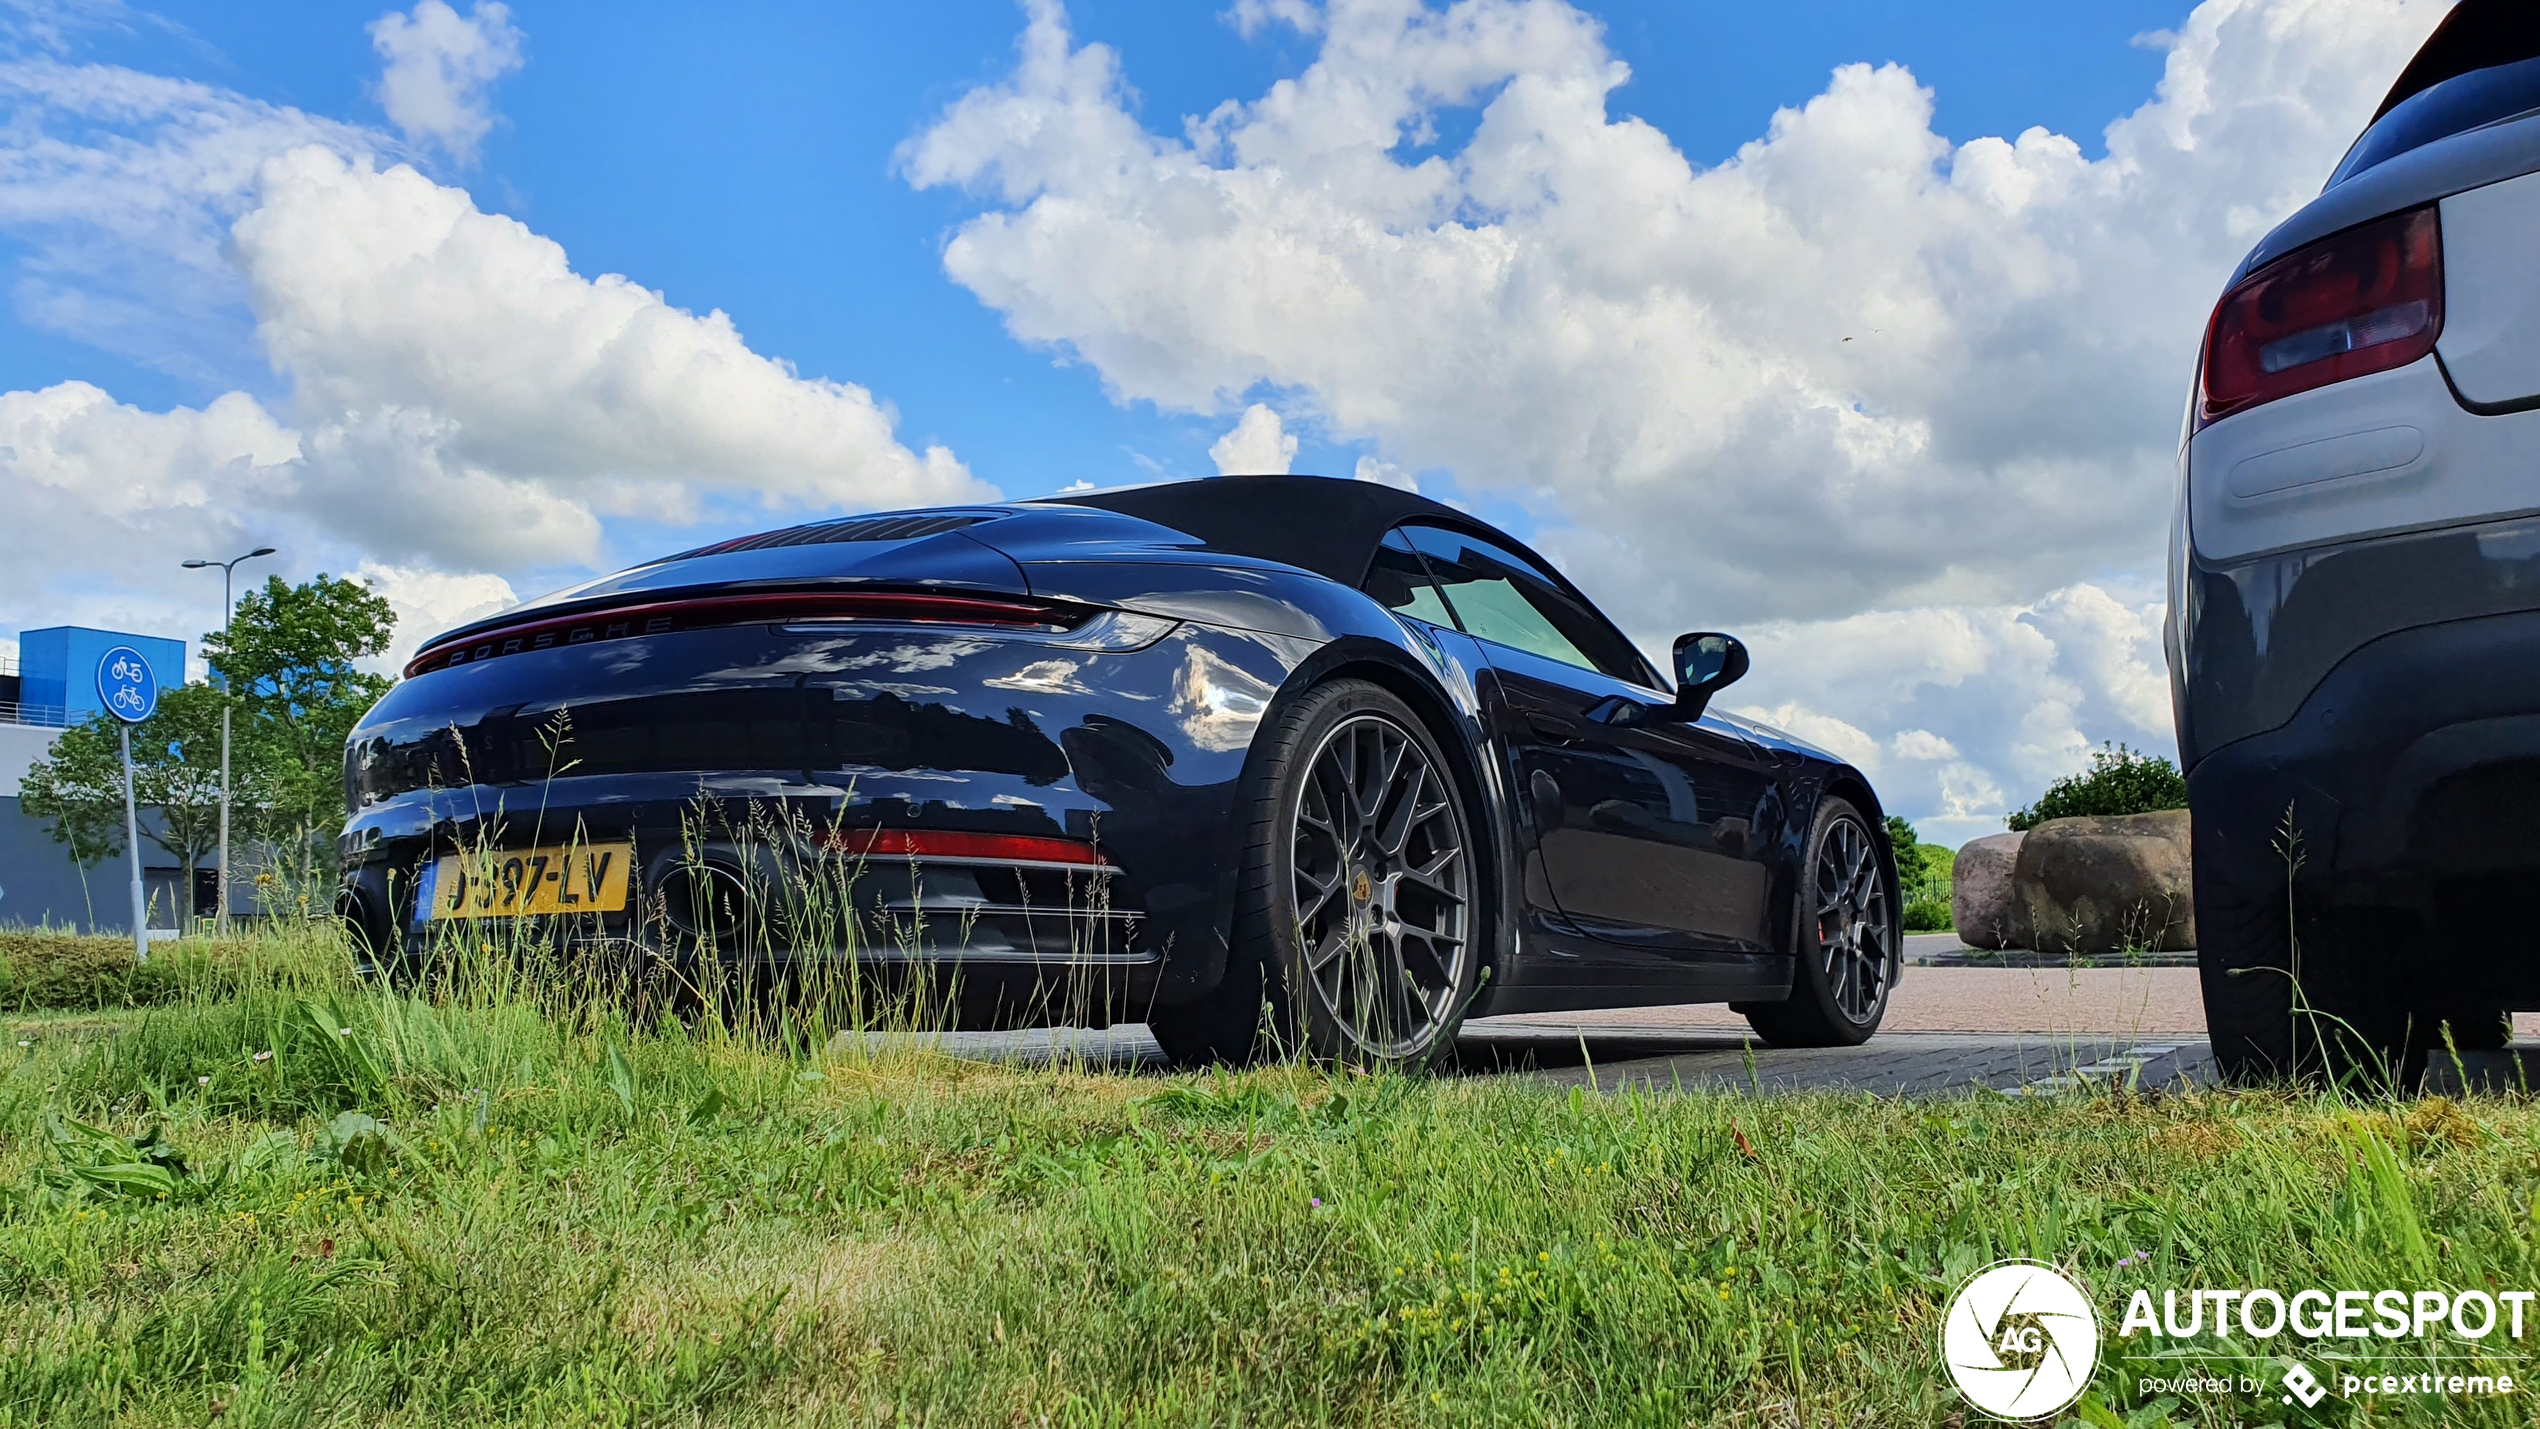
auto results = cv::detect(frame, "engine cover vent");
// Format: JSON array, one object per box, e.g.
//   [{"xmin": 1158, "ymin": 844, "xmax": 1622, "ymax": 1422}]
[{"xmin": 671, "ymin": 511, "xmax": 997, "ymax": 561}]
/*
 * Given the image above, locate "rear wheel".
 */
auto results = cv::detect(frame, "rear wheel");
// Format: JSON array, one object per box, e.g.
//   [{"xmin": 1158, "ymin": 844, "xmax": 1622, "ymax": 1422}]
[
  {"xmin": 1744, "ymin": 797, "xmax": 1894, "ymax": 1048},
  {"xmin": 1148, "ymin": 680, "xmax": 1481, "ymax": 1071},
  {"xmin": 2199, "ymin": 841, "xmax": 2506, "ymax": 1086}
]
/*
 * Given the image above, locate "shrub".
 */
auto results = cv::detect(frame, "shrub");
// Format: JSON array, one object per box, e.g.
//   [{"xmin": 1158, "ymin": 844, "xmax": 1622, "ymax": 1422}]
[
  {"xmin": 2006, "ymin": 742, "xmax": 2188, "ymax": 831},
  {"xmin": 1885, "ymin": 817, "xmax": 1955, "ymax": 931},
  {"xmin": 0, "ymin": 930, "xmax": 282, "ymax": 1011}
]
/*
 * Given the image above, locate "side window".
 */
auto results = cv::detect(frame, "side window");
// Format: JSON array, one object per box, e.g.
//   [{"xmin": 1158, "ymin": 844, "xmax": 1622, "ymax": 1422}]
[
  {"xmin": 1400, "ymin": 525, "xmax": 1654, "ymax": 685},
  {"xmin": 1365, "ymin": 528, "xmax": 1459, "ymax": 628}
]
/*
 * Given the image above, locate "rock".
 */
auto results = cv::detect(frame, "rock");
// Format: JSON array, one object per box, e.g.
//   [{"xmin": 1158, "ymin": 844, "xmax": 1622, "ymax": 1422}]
[
  {"xmin": 2011, "ymin": 809, "xmax": 2195, "ymax": 955},
  {"xmin": 1951, "ymin": 833, "xmax": 2027, "ymax": 950}
]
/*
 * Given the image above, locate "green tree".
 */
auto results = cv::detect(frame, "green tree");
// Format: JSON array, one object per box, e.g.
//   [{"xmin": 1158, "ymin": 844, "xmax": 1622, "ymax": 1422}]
[
  {"xmin": 203, "ymin": 573, "xmax": 397, "ymax": 884},
  {"xmin": 2006, "ymin": 742, "xmax": 2188, "ymax": 831},
  {"xmin": 1885, "ymin": 815, "xmax": 1955, "ymax": 932},
  {"xmin": 17, "ymin": 684, "xmax": 269, "ymax": 928},
  {"xmin": 130, "ymin": 682, "xmax": 266, "ymax": 898},
  {"xmin": 17, "ymin": 718, "xmax": 124, "ymax": 887}
]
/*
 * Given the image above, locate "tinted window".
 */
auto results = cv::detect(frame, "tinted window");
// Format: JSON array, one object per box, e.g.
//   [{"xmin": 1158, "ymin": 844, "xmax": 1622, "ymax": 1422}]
[
  {"xmin": 2331, "ymin": 53, "xmax": 2540, "ymax": 187},
  {"xmin": 1364, "ymin": 529, "xmax": 1459, "ymax": 627},
  {"xmin": 1399, "ymin": 525, "xmax": 1653, "ymax": 684}
]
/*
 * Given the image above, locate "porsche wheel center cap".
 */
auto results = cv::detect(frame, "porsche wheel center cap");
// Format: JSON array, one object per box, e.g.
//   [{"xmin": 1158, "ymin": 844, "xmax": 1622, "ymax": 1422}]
[{"xmin": 1350, "ymin": 869, "xmax": 1374, "ymax": 904}]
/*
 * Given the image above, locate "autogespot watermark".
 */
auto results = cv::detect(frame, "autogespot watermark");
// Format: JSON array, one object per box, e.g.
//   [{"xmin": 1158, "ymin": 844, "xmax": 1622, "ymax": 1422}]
[
  {"xmin": 1941, "ymin": 1263, "xmax": 2528, "ymax": 1421},
  {"xmin": 2121, "ymin": 1286, "xmax": 2524, "ymax": 1409}
]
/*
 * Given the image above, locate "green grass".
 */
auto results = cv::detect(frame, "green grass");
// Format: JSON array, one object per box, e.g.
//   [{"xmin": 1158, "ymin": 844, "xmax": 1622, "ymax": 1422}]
[{"xmin": 4, "ymin": 929, "xmax": 2538, "ymax": 1426}]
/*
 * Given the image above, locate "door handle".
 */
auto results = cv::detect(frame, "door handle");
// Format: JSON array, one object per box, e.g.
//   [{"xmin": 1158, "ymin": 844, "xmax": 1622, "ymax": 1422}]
[{"xmin": 1525, "ymin": 714, "xmax": 1582, "ymax": 742}]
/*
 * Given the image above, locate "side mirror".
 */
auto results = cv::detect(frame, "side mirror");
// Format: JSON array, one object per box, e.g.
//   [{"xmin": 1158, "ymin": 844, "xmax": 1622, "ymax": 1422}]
[{"xmin": 1669, "ymin": 632, "xmax": 1749, "ymax": 720}]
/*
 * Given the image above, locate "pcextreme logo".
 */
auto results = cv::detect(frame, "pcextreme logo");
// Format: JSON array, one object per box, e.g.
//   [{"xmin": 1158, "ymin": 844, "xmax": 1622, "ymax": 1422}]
[{"xmin": 1941, "ymin": 1261, "xmax": 2100, "ymax": 1421}]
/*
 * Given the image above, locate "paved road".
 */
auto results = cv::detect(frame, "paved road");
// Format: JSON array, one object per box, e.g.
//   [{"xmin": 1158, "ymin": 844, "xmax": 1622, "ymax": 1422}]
[
  {"xmin": 1455, "ymin": 1028, "xmax": 2214, "ymax": 1097},
  {"xmin": 896, "ymin": 957, "xmax": 2234, "ymax": 1096},
  {"xmin": 880, "ymin": 954, "xmax": 2540, "ymax": 1096},
  {"xmin": 1450, "ymin": 960, "xmax": 2219, "ymax": 1094},
  {"xmin": 873, "ymin": 936, "xmax": 2540, "ymax": 1095}
]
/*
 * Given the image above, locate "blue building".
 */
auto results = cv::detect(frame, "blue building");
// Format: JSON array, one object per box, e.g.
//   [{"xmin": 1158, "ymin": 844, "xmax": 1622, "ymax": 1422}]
[{"xmin": 17, "ymin": 626, "xmax": 188, "ymax": 725}]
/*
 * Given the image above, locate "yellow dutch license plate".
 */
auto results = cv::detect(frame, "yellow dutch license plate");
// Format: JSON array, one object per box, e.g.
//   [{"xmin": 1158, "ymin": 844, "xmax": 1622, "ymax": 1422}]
[{"xmin": 424, "ymin": 843, "xmax": 633, "ymax": 919}]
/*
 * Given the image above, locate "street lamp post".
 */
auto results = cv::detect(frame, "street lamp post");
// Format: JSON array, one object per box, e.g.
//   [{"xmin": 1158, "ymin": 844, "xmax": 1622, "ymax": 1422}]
[{"xmin": 184, "ymin": 546, "xmax": 275, "ymax": 937}]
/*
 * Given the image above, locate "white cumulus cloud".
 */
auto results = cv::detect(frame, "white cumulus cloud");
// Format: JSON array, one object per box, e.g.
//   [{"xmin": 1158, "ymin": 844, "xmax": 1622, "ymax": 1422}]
[
  {"xmin": 0, "ymin": 26, "xmax": 988, "ymax": 656},
  {"xmin": 351, "ymin": 559, "xmax": 518, "ymax": 668},
  {"xmin": 0, "ymin": 379, "xmax": 301, "ymax": 662},
  {"xmin": 234, "ymin": 145, "xmax": 989, "ymax": 569},
  {"xmin": 1208, "ymin": 402, "xmax": 1298, "ymax": 474},
  {"xmin": 368, "ymin": 0, "xmax": 524, "ymax": 163},
  {"xmin": 1353, "ymin": 453, "xmax": 1416, "ymax": 490},
  {"xmin": 1728, "ymin": 580, "xmax": 2170, "ymax": 847},
  {"xmin": 1226, "ymin": 0, "xmax": 1324, "ymax": 38},
  {"xmin": 906, "ymin": 0, "xmax": 2443, "ymax": 833}
]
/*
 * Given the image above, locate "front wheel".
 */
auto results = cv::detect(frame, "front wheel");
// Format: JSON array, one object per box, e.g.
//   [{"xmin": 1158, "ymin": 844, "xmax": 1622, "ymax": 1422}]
[
  {"xmin": 1743, "ymin": 797, "xmax": 1895, "ymax": 1048},
  {"xmin": 1148, "ymin": 680, "xmax": 1482, "ymax": 1071}
]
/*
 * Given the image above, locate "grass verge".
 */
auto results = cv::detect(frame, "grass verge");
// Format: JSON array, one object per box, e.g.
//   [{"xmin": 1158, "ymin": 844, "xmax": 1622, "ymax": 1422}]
[{"xmin": 1, "ymin": 929, "xmax": 2534, "ymax": 1426}]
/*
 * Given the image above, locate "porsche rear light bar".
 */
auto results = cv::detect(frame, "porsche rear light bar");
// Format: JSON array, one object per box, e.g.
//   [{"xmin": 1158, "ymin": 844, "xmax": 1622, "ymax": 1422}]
[
  {"xmin": 405, "ymin": 591, "xmax": 1073, "ymax": 678},
  {"xmin": 2198, "ymin": 204, "xmax": 2443, "ymax": 428},
  {"xmin": 824, "ymin": 827, "xmax": 1117, "ymax": 869}
]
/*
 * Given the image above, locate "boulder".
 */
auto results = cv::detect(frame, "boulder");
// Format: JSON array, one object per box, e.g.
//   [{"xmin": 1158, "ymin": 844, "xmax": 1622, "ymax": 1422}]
[
  {"xmin": 2011, "ymin": 809, "xmax": 2195, "ymax": 955},
  {"xmin": 1951, "ymin": 833, "xmax": 2027, "ymax": 950}
]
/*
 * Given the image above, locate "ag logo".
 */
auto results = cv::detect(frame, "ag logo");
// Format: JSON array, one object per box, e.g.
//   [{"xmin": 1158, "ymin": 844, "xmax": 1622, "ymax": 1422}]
[{"xmin": 1940, "ymin": 1260, "xmax": 2099, "ymax": 1420}]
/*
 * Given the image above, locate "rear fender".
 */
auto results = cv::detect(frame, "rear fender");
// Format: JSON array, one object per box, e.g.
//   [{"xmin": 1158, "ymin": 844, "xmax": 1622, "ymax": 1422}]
[{"xmin": 1249, "ymin": 630, "xmax": 1520, "ymax": 1014}]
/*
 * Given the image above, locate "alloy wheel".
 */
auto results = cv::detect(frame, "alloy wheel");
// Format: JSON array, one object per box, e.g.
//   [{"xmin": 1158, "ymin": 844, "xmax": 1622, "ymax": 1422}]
[
  {"xmin": 1288, "ymin": 712, "xmax": 1471, "ymax": 1059},
  {"xmin": 1813, "ymin": 812, "xmax": 1893, "ymax": 1024}
]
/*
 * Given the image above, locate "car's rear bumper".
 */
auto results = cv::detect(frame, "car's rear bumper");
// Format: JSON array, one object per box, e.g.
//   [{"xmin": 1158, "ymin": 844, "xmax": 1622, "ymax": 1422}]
[
  {"xmin": 337, "ymin": 794, "xmax": 1164, "ymax": 1025},
  {"xmin": 337, "ymin": 617, "xmax": 1309, "ymax": 1019},
  {"xmin": 2186, "ymin": 603, "xmax": 2540, "ymax": 1002}
]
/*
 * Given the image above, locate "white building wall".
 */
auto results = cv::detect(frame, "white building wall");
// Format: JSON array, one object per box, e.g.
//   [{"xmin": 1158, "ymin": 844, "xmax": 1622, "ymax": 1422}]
[{"xmin": 0, "ymin": 722, "xmax": 59, "ymax": 797}]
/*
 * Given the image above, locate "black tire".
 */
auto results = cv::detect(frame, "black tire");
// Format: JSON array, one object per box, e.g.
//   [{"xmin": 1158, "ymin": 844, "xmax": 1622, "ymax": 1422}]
[
  {"xmin": 1147, "ymin": 679, "xmax": 1482, "ymax": 1072},
  {"xmin": 2192, "ymin": 835, "xmax": 2492, "ymax": 1087},
  {"xmin": 2194, "ymin": 819, "xmax": 2303, "ymax": 1084},
  {"xmin": 1744, "ymin": 796, "xmax": 1895, "ymax": 1048}
]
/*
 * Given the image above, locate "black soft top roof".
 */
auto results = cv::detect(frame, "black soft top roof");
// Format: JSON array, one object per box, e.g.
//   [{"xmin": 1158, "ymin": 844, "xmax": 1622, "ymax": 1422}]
[
  {"xmin": 2372, "ymin": 0, "xmax": 2540, "ymax": 123},
  {"xmin": 1042, "ymin": 474, "xmax": 1517, "ymax": 587}
]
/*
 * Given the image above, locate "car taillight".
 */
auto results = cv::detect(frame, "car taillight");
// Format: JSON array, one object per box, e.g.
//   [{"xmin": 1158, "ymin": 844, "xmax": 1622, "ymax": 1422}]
[
  {"xmin": 2199, "ymin": 205, "xmax": 2443, "ymax": 428},
  {"xmin": 825, "ymin": 828, "xmax": 1116, "ymax": 868}
]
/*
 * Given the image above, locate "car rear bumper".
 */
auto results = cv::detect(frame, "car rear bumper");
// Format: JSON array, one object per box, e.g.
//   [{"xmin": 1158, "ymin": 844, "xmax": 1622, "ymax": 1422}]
[
  {"xmin": 2179, "ymin": 510, "xmax": 2540, "ymax": 767},
  {"xmin": 2187, "ymin": 606, "xmax": 2540, "ymax": 998},
  {"xmin": 336, "ymin": 617, "xmax": 1308, "ymax": 1018}
]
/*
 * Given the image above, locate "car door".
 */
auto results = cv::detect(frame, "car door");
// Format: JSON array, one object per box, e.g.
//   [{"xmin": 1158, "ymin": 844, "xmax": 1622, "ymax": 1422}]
[{"xmin": 1396, "ymin": 524, "xmax": 1781, "ymax": 957}]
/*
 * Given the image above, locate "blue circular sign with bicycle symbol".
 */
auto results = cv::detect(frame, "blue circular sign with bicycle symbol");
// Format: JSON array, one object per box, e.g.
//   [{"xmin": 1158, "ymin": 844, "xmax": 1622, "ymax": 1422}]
[{"xmin": 96, "ymin": 646, "xmax": 159, "ymax": 724}]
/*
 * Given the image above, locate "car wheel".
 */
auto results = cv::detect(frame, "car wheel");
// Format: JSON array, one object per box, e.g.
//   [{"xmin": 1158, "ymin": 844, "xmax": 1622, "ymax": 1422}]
[
  {"xmin": 1149, "ymin": 679, "xmax": 1481, "ymax": 1071},
  {"xmin": 2192, "ymin": 833, "xmax": 2459, "ymax": 1087},
  {"xmin": 1743, "ymin": 796, "xmax": 1894, "ymax": 1048},
  {"xmin": 2192, "ymin": 816, "xmax": 2302, "ymax": 1084}
]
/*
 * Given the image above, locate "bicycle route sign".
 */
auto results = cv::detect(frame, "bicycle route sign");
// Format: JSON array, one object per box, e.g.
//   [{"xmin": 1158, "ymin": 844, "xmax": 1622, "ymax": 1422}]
[{"xmin": 96, "ymin": 645, "xmax": 159, "ymax": 724}]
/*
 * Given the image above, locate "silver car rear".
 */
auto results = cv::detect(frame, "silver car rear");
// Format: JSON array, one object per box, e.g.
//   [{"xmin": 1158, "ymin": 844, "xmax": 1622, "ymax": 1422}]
[{"xmin": 2169, "ymin": 2, "xmax": 2540, "ymax": 1081}]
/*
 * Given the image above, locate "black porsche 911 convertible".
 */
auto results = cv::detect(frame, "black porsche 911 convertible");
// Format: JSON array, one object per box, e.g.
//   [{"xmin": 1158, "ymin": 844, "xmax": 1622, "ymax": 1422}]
[{"xmin": 338, "ymin": 475, "xmax": 1899, "ymax": 1068}]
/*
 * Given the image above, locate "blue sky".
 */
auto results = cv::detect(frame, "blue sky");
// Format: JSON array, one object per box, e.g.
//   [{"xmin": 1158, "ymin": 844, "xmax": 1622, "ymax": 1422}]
[
  {"xmin": 5, "ymin": 0, "xmax": 2183, "ymax": 505},
  {"xmin": 0, "ymin": 0, "xmax": 2440, "ymax": 838}
]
